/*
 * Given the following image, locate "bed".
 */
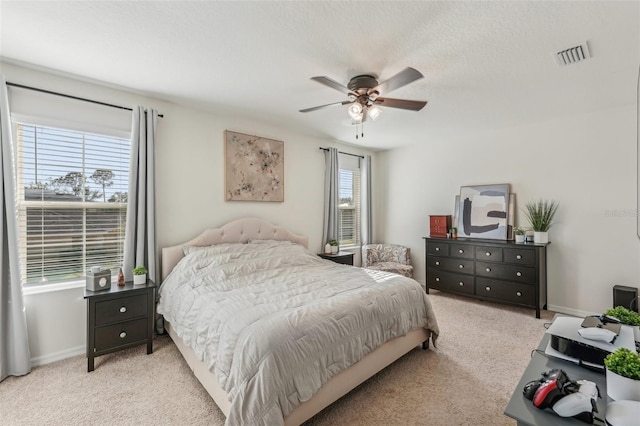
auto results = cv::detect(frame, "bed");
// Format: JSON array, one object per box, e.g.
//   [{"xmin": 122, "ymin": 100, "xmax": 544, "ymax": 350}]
[{"xmin": 158, "ymin": 218, "xmax": 439, "ymax": 426}]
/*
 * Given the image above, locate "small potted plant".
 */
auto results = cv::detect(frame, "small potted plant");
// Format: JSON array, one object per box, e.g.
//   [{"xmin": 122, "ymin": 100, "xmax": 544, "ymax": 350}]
[
  {"xmin": 514, "ymin": 227, "xmax": 525, "ymax": 243},
  {"xmin": 132, "ymin": 265, "xmax": 148, "ymax": 285},
  {"xmin": 328, "ymin": 239, "xmax": 339, "ymax": 254},
  {"xmin": 605, "ymin": 306, "xmax": 640, "ymax": 341},
  {"xmin": 604, "ymin": 347, "xmax": 640, "ymax": 401},
  {"xmin": 523, "ymin": 199, "xmax": 559, "ymax": 244}
]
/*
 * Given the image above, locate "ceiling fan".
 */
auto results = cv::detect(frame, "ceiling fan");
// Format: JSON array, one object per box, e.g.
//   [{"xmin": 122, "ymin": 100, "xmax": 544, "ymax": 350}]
[{"xmin": 299, "ymin": 67, "xmax": 428, "ymax": 125}]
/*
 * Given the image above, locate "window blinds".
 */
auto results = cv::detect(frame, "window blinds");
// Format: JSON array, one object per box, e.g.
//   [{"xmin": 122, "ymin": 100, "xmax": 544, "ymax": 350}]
[{"xmin": 15, "ymin": 123, "xmax": 130, "ymax": 285}]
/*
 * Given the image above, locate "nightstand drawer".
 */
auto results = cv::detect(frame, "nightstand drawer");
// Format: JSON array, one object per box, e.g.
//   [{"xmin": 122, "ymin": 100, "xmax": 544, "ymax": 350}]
[
  {"xmin": 95, "ymin": 318, "xmax": 148, "ymax": 352},
  {"xmin": 95, "ymin": 294, "xmax": 148, "ymax": 326}
]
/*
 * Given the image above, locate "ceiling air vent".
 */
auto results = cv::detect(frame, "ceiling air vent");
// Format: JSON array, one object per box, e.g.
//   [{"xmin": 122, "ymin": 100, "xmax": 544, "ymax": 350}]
[{"xmin": 555, "ymin": 42, "xmax": 591, "ymax": 66}]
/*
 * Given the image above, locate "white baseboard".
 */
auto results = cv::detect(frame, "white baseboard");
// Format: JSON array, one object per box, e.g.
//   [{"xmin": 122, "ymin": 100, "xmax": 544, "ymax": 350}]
[
  {"xmin": 31, "ymin": 345, "xmax": 84, "ymax": 367},
  {"xmin": 547, "ymin": 304, "xmax": 596, "ymax": 319}
]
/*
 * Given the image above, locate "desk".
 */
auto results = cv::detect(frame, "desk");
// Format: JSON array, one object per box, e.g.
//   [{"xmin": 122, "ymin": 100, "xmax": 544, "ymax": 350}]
[{"xmin": 504, "ymin": 321, "xmax": 607, "ymax": 425}]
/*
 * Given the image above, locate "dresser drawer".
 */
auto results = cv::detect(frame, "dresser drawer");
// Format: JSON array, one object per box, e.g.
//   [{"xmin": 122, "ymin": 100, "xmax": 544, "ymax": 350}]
[
  {"xmin": 475, "ymin": 246, "xmax": 503, "ymax": 262},
  {"xmin": 95, "ymin": 318, "xmax": 148, "ymax": 352},
  {"xmin": 476, "ymin": 261, "xmax": 536, "ymax": 284},
  {"xmin": 95, "ymin": 293, "xmax": 148, "ymax": 326},
  {"xmin": 426, "ymin": 241, "xmax": 449, "ymax": 256},
  {"xmin": 427, "ymin": 269, "xmax": 474, "ymax": 295},
  {"xmin": 476, "ymin": 278, "xmax": 535, "ymax": 306},
  {"xmin": 428, "ymin": 256, "xmax": 474, "ymax": 274},
  {"xmin": 503, "ymin": 248, "xmax": 536, "ymax": 266},
  {"xmin": 449, "ymin": 243, "xmax": 474, "ymax": 259}
]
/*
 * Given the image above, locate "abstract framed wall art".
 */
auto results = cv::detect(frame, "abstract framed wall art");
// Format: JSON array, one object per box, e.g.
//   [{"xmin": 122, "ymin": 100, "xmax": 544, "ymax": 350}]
[
  {"xmin": 457, "ymin": 184, "xmax": 510, "ymax": 240},
  {"xmin": 225, "ymin": 130, "xmax": 284, "ymax": 202}
]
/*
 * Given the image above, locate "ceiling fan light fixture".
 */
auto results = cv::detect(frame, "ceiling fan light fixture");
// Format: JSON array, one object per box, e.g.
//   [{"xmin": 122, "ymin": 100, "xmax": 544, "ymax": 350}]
[
  {"xmin": 368, "ymin": 105, "xmax": 382, "ymax": 120},
  {"xmin": 347, "ymin": 102, "xmax": 363, "ymax": 119}
]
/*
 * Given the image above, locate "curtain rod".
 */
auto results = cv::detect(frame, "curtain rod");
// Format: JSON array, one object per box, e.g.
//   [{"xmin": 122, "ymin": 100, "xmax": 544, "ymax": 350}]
[
  {"xmin": 6, "ymin": 82, "xmax": 164, "ymax": 118},
  {"xmin": 318, "ymin": 147, "xmax": 364, "ymax": 159}
]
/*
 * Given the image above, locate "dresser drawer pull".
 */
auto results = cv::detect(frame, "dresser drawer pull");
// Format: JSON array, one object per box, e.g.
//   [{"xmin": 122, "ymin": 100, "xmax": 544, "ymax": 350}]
[
  {"xmin": 485, "ymin": 286, "xmax": 491, "ymax": 291},
  {"xmin": 516, "ymin": 254, "xmax": 522, "ymax": 260},
  {"xmin": 458, "ymin": 264, "xmax": 464, "ymax": 269},
  {"xmin": 435, "ymin": 261, "xmax": 440, "ymax": 266},
  {"xmin": 516, "ymin": 291, "xmax": 522, "ymax": 297},
  {"xmin": 485, "ymin": 252, "xmax": 491, "ymax": 256},
  {"xmin": 458, "ymin": 249, "xmax": 464, "ymax": 254},
  {"xmin": 485, "ymin": 267, "xmax": 491, "ymax": 272},
  {"xmin": 516, "ymin": 271, "xmax": 522, "ymax": 277},
  {"xmin": 435, "ymin": 277, "xmax": 440, "ymax": 282},
  {"xmin": 459, "ymin": 282, "xmax": 464, "ymax": 286},
  {"xmin": 435, "ymin": 247, "xmax": 440, "ymax": 251},
  {"xmin": 119, "ymin": 331, "xmax": 127, "ymax": 339},
  {"xmin": 119, "ymin": 307, "xmax": 127, "ymax": 313}
]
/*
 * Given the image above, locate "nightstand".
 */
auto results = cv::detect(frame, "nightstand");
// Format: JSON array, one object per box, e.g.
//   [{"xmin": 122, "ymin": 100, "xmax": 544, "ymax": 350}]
[
  {"xmin": 318, "ymin": 251, "xmax": 355, "ymax": 265},
  {"xmin": 84, "ymin": 281, "xmax": 156, "ymax": 372}
]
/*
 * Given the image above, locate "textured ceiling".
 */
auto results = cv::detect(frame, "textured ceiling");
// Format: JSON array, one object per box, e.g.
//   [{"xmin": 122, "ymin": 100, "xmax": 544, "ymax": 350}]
[{"xmin": 1, "ymin": 1, "xmax": 639, "ymax": 150}]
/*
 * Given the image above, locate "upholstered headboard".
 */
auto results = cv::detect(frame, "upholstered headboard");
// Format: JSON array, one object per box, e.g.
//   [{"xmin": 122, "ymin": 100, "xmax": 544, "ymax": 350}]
[{"xmin": 161, "ymin": 217, "xmax": 309, "ymax": 281}]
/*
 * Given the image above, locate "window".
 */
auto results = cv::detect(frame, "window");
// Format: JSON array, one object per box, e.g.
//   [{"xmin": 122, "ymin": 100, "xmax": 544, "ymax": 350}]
[
  {"xmin": 15, "ymin": 123, "xmax": 130, "ymax": 286},
  {"xmin": 338, "ymin": 167, "xmax": 361, "ymax": 247}
]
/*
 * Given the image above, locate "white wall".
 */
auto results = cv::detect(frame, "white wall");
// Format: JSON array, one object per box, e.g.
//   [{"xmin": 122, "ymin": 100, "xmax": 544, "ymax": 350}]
[
  {"xmin": 2, "ymin": 61, "xmax": 376, "ymax": 364},
  {"xmin": 378, "ymin": 105, "xmax": 640, "ymax": 316}
]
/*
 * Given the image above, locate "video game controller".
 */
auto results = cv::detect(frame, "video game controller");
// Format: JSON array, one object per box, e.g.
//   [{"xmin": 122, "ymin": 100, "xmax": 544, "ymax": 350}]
[
  {"xmin": 551, "ymin": 380, "xmax": 599, "ymax": 424},
  {"xmin": 530, "ymin": 369, "xmax": 571, "ymax": 409},
  {"xmin": 578, "ymin": 327, "xmax": 617, "ymax": 344}
]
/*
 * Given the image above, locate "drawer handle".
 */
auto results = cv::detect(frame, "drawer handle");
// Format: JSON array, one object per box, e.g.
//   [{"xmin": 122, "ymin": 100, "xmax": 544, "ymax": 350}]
[
  {"xmin": 458, "ymin": 249, "xmax": 464, "ymax": 254},
  {"xmin": 485, "ymin": 252, "xmax": 491, "ymax": 256},
  {"xmin": 458, "ymin": 264, "xmax": 464, "ymax": 269},
  {"xmin": 485, "ymin": 267, "xmax": 491, "ymax": 272},
  {"xmin": 435, "ymin": 277, "xmax": 440, "ymax": 282},
  {"xmin": 516, "ymin": 291, "xmax": 522, "ymax": 297},
  {"xmin": 516, "ymin": 271, "xmax": 522, "ymax": 277},
  {"xmin": 435, "ymin": 261, "xmax": 440, "ymax": 266},
  {"xmin": 516, "ymin": 254, "xmax": 522, "ymax": 260},
  {"xmin": 119, "ymin": 307, "xmax": 127, "ymax": 313},
  {"xmin": 485, "ymin": 286, "xmax": 491, "ymax": 291},
  {"xmin": 435, "ymin": 247, "xmax": 440, "ymax": 251},
  {"xmin": 119, "ymin": 331, "xmax": 127, "ymax": 339},
  {"xmin": 459, "ymin": 282, "xmax": 464, "ymax": 286}
]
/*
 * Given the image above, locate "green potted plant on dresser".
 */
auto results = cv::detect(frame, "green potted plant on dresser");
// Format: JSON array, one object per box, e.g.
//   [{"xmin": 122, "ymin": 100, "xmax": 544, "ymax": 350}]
[
  {"xmin": 523, "ymin": 199, "xmax": 559, "ymax": 244},
  {"xmin": 604, "ymin": 348, "xmax": 640, "ymax": 401},
  {"xmin": 132, "ymin": 265, "xmax": 148, "ymax": 285},
  {"xmin": 328, "ymin": 239, "xmax": 339, "ymax": 254}
]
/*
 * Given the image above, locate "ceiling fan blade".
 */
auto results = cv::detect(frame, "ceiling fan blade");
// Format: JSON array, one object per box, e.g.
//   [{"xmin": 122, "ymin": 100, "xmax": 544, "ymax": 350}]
[
  {"xmin": 374, "ymin": 97, "xmax": 427, "ymax": 111},
  {"xmin": 299, "ymin": 100, "xmax": 352, "ymax": 113},
  {"xmin": 372, "ymin": 67, "xmax": 424, "ymax": 95},
  {"xmin": 310, "ymin": 76, "xmax": 353, "ymax": 95}
]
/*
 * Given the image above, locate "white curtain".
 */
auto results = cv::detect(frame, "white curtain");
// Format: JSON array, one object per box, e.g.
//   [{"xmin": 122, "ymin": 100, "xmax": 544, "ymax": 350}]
[
  {"xmin": 361, "ymin": 154, "xmax": 373, "ymax": 245},
  {"xmin": 0, "ymin": 75, "xmax": 31, "ymax": 382},
  {"xmin": 123, "ymin": 106, "xmax": 157, "ymax": 283},
  {"xmin": 322, "ymin": 147, "xmax": 339, "ymax": 250}
]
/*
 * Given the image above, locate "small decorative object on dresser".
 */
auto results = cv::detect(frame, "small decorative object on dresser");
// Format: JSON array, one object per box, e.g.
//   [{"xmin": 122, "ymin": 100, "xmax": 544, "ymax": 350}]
[
  {"xmin": 514, "ymin": 227, "xmax": 525, "ymax": 243},
  {"xmin": 423, "ymin": 236, "xmax": 549, "ymax": 318},
  {"xmin": 117, "ymin": 267, "xmax": 125, "ymax": 286},
  {"xmin": 429, "ymin": 215, "xmax": 451, "ymax": 238},
  {"xmin": 132, "ymin": 265, "xmax": 148, "ymax": 285},
  {"xmin": 86, "ymin": 268, "xmax": 111, "ymax": 292},
  {"xmin": 524, "ymin": 199, "xmax": 559, "ymax": 244},
  {"xmin": 328, "ymin": 239, "xmax": 339, "ymax": 254}
]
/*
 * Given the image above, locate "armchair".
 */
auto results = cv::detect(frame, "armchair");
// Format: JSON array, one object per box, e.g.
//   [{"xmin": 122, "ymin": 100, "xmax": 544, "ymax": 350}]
[{"xmin": 361, "ymin": 243, "xmax": 413, "ymax": 278}]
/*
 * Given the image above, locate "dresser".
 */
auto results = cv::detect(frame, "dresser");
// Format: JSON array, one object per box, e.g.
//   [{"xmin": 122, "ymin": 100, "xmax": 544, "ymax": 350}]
[
  {"xmin": 423, "ymin": 237, "xmax": 549, "ymax": 318},
  {"xmin": 84, "ymin": 281, "xmax": 156, "ymax": 372}
]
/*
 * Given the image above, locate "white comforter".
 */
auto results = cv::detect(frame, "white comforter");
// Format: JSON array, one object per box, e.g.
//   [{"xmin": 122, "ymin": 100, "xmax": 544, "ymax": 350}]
[{"xmin": 157, "ymin": 240, "xmax": 439, "ymax": 425}]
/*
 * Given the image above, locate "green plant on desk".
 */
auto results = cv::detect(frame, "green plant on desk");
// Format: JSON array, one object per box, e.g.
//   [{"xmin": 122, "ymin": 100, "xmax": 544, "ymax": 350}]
[
  {"xmin": 605, "ymin": 348, "xmax": 640, "ymax": 380},
  {"xmin": 605, "ymin": 306, "xmax": 640, "ymax": 326}
]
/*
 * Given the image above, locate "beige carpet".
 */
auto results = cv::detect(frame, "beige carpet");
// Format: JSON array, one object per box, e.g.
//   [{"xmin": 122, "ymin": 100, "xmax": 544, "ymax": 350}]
[{"xmin": 0, "ymin": 291, "xmax": 554, "ymax": 425}]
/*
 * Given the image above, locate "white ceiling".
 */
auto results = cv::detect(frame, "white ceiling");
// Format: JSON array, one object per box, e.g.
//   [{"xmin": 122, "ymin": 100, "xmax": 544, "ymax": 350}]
[{"xmin": 1, "ymin": 1, "xmax": 639, "ymax": 150}]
